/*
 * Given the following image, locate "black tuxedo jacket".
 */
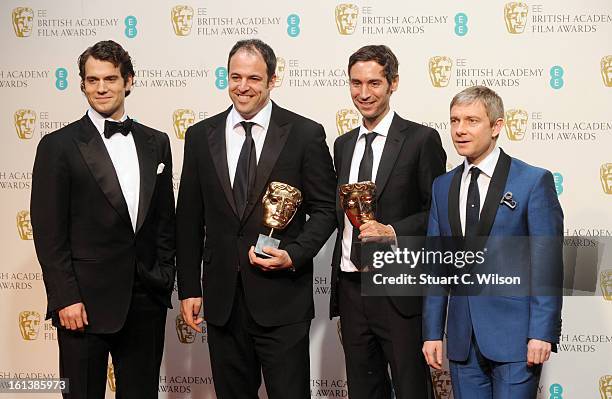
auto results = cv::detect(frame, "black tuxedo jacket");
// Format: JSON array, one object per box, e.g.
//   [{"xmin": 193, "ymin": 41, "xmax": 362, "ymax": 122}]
[
  {"xmin": 31, "ymin": 114, "xmax": 176, "ymax": 334},
  {"xmin": 176, "ymin": 102, "xmax": 336, "ymax": 327},
  {"xmin": 329, "ymin": 113, "xmax": 446, "ymax": 318}
]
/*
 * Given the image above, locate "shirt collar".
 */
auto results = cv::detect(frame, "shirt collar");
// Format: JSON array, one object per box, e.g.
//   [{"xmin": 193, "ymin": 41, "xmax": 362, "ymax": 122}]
[
  {"xmin": 463, "ymin": 146, "xmax": 500, "ymax": 178},
  {"xmin": 230, "ymin": 99, "xmax": 273, "ymax": 132},
  {"xmin": 87, "ymin": 107, "xmax": 128, "ymax": 136},
  {"xmin": 358, "ymin": 109, "xmax": 395, "ymax": 139}
]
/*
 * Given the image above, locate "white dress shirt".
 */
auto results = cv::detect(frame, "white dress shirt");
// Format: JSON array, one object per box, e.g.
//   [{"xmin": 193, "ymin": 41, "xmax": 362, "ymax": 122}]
[
  {"xmin": 340, "ymin": 109, "xmax": 395, "ymax": 272},
  {"xmin": 459, "ymin": 146, "xmax": 500, "ymax": 235},
  {"xmin": 87, "ymin": 108, "xmax": 140, "ymax": 231},
  {"xmin": 226, "ymin": 100, "xmax": 272, "ymax": 187}
]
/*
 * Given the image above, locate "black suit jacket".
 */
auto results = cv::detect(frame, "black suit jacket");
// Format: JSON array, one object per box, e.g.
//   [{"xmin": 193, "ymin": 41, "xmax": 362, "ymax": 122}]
[
  {"xmin": 329, "ymin": 113, "xmax": 446, "ymax": 318},
  {"xmin": 176, "ymin": 102, "xmax": 336, "ymax": 327},
  {"xmin": 31, "ymin": 114, "xmax": 176, "ymax": 334}
]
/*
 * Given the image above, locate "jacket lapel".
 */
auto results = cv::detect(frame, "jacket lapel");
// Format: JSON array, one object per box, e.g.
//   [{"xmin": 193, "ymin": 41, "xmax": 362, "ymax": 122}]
[
  {"xmin": 337, "ymin": 130, "xmax": 358, "ymax": 225},
  {"xmin": 477, "ymin": 148, "xmax": 512, "ymax": 237},
  {"xmin": 375, "ymin": 114, "xmax": 406, "ymax": 200},
  {"xmin": 448, "ymin": 165, "xmax": 464, "ymax": 237},
  {"xmin": 132, "ymin": 123, "xmax": 157, "ymax": 234},
  {"xmin": 207, "ymin": 108, "xmax": 238, "ymax": 217},
  {"xmin": 242, "ymin": 103, "xmax": 290, "ymax": 223},
  {"xmin": 74, "ymin": 114, "xmax": 132, "ymax": 229}
]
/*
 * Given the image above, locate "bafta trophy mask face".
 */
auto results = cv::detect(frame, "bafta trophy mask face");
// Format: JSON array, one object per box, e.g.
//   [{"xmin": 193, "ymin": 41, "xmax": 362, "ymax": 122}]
[
  {"xmin": 431, "ymin": 370, "xmax": 453, "ymax": 399},
  {"xmin": 335, "ymin": 4, "xmax": 359, "ymax": 35},
  {"xmin": 600, "ymin": 375, "xmax": 612, "ymax": 399},
  {"xmin": 262, "ymin": 182, "xmax": 303, "ymax": 230},
  {"xmin": 601, "ymin": 163, "xmax": 612, "ymax": 195},
  {"xmin": 12, "ymin": 7, "xmax": 34, "ymax": 37},
  {"xmin": 601, "ymin": 270, "xmax": 612, "ymax": 301},
  {"xmin": 429, "ymin": 56, "xmax": 453, "ymax": 88},
  {"xmin": 171, "ymin": 5, "xmax": 194, "ymax": 36},
  {"xmin": 339, "ymin": 181, "xmax": 376, "ymax": 228},
  {"xmin": 19, "ymin": 311, "xmax": 41, "ymax": 340},
  {"xmin": 173, "ymin": 109, "xmax": 195, "ymax": 139},
  {"xmin": 274, "ymin": 57, "xmax": 286, "ymax": 88},
  {"xmin": 504, "ymin": 2, "xmax": 529, "ymax": 34},
  {"xmin": 336, "ymin": 109, "xmax": 360, "ymax": 135},
  {"xmin": 176, "ymin": 315, "xmax": 196, "ymax": 343},
  {"xmin": 17, "ymin": 210, "xmax": 33, "ymax": 240},
  {"xmin": 504, "ymin": 109, "xmax": 528, "ymax": 141},
  {"xmin": 602, "ymin": 56, "xmax": 612, "ymax": 87},
  {"xmin": 107, "ymin": 362, "xmax": 116, "ymax": 392},
  {"xmin": 14, "ymin": 109, "xmax": 37, "ymax": 139}
]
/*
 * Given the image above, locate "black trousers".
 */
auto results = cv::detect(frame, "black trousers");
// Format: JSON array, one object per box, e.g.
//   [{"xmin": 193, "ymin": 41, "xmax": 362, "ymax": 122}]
[
  {"xmin": 207, "ymin": 277, "xmax": 311, "ymax": 399},
  {"xmin": 57, "ymin": 280, "xmax": 167, "ymax": 399},
  {"xmin": 338, "ymin": 272, "xmax": 434, "ymax": 399}
]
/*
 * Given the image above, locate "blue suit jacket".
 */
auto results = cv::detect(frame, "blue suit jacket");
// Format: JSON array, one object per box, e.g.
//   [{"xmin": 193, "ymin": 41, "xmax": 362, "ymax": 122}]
[{"xmin": 422, "ymin": 149, "xmax": 563, "ymax": 362}]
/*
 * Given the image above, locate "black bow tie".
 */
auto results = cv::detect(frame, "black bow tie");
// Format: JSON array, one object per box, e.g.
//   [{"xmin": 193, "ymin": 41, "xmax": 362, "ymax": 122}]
[{"xmin": 103, "ymin": 118, "xmax": 132, "ymax": 139}]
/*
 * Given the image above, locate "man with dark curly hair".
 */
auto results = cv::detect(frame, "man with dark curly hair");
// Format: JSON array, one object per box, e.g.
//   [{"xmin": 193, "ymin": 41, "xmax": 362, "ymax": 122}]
[{"xmin": 31, "ymin": 40, "xmax": 175, "ymax": 399}]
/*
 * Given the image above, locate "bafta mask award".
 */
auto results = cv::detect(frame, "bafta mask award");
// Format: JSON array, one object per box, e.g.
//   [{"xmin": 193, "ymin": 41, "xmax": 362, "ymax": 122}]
[
  {"xmin": 339, "ymin": 181, "xmax": 376, "ymax": 229},
  {"xmin": 255, "ymin": 182, "xmax": 303, "ymax": 258}
]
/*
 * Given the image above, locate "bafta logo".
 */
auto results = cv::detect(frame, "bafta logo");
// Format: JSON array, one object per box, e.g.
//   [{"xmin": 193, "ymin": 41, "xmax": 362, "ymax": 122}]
[
  {"xmin": 274, "ymin": 57, "xmax": 286, "ymax": 88},
  {"xmin": 107, "ymin": 361, "xmax": 116, "ymax": 392},
  {"xmin": 172, "ymin": 109, "xmax": 195, "ymax": 140},
  {"xmin": 335, "ymin": 4, "xmax": 359, "ymax": 35},
  {"xmin": 600, "ymin": 375, "xmax": 612, "ymax": 399},
  {"xmin": 14, "ymin": 109, "xmax": 37, "ymax": 139},
  {"xmin": 12, "ymin": 7, "xmax": 34, "ymax": 37},
  {"xmin": 599, "ymin": 375, "xmax": 612, "ymax": 399},
  {"xmin": 601, "ymin": 163, "xmax": 612, "ymax": 194},
  {"xmin": 504, "ymin": 2, "xmax": 529, "ymax": 34},
  {"xmin": 171, "ymin": 5, "xmax": 194, "ymax": 36},
  {"xmin": 504, "ymin": 109, "xmax": 528, "ymax": 141},
  {"xmin": 336, "ymin": 109, "xmax": 360, "ymax": 135},
  {"xmin": 18, "ymin": 311, "xmax": 41, "ymax": 341},
  {"xmin": 431, "ymin": 369, "xmax": 453, "ymax": 399},
  {"xmin": 601, "ymin": 270, "xmax": 612, "ymax": 301},
  {"xmin": 446, "ymin": 162, "xmax": 454, "ymax": 172},
  {"xmin": 17, "ymin": 210, "xmax": 33, "ymax": 240},
  {"xmin": 428, "ymin": 56, "xmax": 453, "ymax": 88},
  {"xmin": 601, "ymin": 55, "xmax": 612, "ymax": 87},
  {"xmin": 175, "ymin": 314, "xmax": 196, "ymax": 343}
]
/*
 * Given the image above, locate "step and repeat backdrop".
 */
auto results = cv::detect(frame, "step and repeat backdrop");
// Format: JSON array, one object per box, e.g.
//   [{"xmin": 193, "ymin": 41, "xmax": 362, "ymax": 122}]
[{"xmin": 1, "ymin": 0, "xmax": 611, "ymax": 398}]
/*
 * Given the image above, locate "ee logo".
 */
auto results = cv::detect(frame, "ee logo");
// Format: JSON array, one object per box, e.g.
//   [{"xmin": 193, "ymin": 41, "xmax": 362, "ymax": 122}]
[
  {"xmin": 455, "ymin": 13, "xmax": 468, "ymax": 36},
  {"xmin": 287, "ymin": 14, "xmax": 300, "ymax": 37},
  {"xmin": 55, "ymin": 68, "xmax": 68, "ymax": 91},
  {"xmin": 550, "ymin": 66, "xmax": 564, "ymax": 89},
  {"xmin": 124, "ymin": 16, "xmax": 137, "ymax": 38},
  {"xmin": 553, "ymin": 172, "xmax": 563, "ymax": 196},
  {"xmin": 215, "ymin": 67, "xmax": 228, "ymax": 90},
  {"xmin": 549, "ymin": 383, "xmax": 563, "ymax": 399}
]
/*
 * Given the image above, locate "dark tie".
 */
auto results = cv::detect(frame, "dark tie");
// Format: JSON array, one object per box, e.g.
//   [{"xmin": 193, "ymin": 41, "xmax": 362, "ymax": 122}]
[
  {"xmin": 233, "ymin": 121, "xmax": 256, "ymax": 219},
  {"xmin": 103, "ymin": 118, "xmax": 132, "ymax": 139},
  {"xmin": 350, "ymin": 132, "xmax": 378, "ymax": 268},
  {"xmin": 465, "ymin": 167, "xmax": 481, "ymax": 237}
]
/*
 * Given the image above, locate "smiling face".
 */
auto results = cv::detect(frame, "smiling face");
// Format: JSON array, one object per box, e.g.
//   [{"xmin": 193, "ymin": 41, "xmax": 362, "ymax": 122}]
[
  {"xmin": 228, "ymin": 49, "xmax": 275, "ymax": 120},
  {"xmin": 82, "ymin": 57, "xmax": 132, "ymax": 120},
  {"xmin": 349, "ymin": 60, "xmax": 398, "ymax": 131},
  {"xmin": 450, "ymin": 100, "xmax": 504, "ymax": 165}
]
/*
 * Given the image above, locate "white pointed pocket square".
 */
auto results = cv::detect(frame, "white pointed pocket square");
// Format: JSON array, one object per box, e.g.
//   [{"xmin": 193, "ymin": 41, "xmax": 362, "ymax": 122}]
[{"xmin": 157, "ymin": 163, "xmax": 165, "ymax": 174}]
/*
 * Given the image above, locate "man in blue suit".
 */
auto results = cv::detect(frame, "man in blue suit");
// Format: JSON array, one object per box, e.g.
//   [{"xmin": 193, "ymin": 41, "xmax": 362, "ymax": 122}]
[{"xmin": 422, "ymin": 86, "xmax": 563, "ymax": 399}]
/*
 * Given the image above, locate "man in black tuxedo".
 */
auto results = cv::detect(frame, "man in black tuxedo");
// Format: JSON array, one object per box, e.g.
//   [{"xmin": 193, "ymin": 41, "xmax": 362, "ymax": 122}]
[
  {"xmin": 329, "ymin": 45, "xmax": 446, "ymax": 399},
  {"xmin": 31, "ymin": 40, "xmax": 175, "ymax": 399},
  {"xmin": 176, "ymin": 39, "xmax": 336, "ymax": 399}
]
